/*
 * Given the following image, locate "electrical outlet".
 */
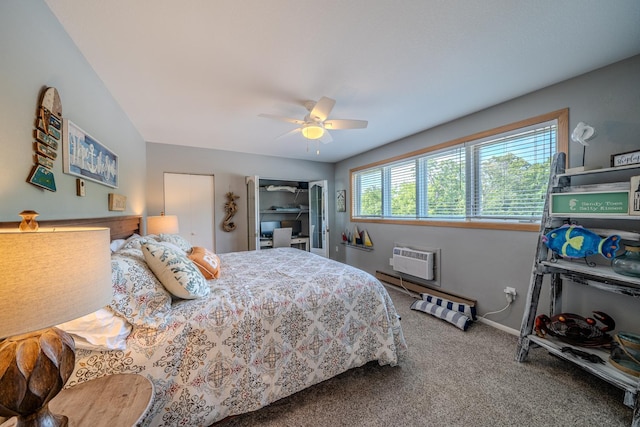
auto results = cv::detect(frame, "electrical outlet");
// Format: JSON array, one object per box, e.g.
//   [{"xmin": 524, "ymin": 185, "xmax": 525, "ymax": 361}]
[{"xmin": 504, "ymin": 287, "xmax": 517, "ymax": 298}]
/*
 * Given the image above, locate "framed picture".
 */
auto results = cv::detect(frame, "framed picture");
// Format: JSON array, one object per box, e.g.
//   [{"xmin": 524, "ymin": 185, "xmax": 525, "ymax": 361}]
[
  {"xmin": 108, "ymin": 193, "xmax": 127, "ymax": 211},
  {"xmin": 63, "ymin": 119, "xmax": 118, "ymax": 188},
  {"xmin": 630, "ymin": 176, "xmax": 640, "ymax": 216},
  {"xmin": 611, "ymin": 149, "xmax": 640, "ymax": 168},
  {"xmin": 337, "ymin": 190, "xmax": 346, "ymax": 212}
]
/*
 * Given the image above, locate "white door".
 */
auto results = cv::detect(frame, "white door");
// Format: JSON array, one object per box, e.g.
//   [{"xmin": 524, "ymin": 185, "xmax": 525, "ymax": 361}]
[
  {"xmin": 245, "ymin": 175, "xmax": 260, "ymax": 250},
  {"xmin": 164, "ymin": 173, "xmax": 215, "ymax": 251},
  {"xmin": 309, "ymin": 180, "xmax": 328, "ymax": 257}
]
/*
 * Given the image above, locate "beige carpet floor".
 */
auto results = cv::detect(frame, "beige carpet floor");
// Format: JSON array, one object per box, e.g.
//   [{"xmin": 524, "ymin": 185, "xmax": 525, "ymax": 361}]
[{"xmin": 221, "ymin": 285, "xmax": 633, "ymax": 427}]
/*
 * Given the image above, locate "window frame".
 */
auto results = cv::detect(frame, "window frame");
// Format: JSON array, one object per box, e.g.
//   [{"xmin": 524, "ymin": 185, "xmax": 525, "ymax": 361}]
[{"xmin": 349, "ymin": 109, "xmax": 569, "ymax": 231}]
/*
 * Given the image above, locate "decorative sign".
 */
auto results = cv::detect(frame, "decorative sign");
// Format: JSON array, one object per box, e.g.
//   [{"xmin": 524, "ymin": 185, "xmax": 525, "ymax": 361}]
[
  {"xmin": 337, "ymin": 190, "xmax": 346, "ymax": 212},
  {"xmin": 108, "ymin": 193, "xmax": 127, "ymax": 211},
  {"xmin": 550, "ymin": 191, "xmax": 629, "ymax": 216},
  {"xmin": 611, "ymin": 150, "xmax": 640, "ymax": 168},
  {"xmin": 63, "ymin": 119, "xmax": 118, "ymax": 188},
  {"xmin": 27, "ymin": 164, "xmax": 57, "ymax": 192},
  {"xmin": 27, "ymin": 87, "xmax": 62, "ymax": 191}
]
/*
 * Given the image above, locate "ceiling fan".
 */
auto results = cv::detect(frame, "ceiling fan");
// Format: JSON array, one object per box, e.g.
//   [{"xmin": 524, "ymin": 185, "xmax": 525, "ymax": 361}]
[{"xmin": 259, "ymin": 96, "xmax": 368, "ymax": 145}]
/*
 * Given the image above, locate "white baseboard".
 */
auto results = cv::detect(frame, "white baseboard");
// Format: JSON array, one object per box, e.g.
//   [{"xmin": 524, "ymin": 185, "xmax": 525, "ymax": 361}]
[{"xmin": 477, "ymin": 317, "xmax": 519, "ymax": 336}]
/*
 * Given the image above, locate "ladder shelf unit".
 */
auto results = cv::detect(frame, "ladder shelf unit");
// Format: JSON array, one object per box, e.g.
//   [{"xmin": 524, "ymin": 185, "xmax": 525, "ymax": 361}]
[{"xmin": 516, "ymin": 152, "xmax": 640, "ymax": 427}]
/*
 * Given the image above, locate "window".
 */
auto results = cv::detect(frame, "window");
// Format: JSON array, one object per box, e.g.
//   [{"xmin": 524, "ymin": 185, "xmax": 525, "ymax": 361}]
[{"xmin": 351, "ymin": 109, "xmax": 568, "ymax": 230}]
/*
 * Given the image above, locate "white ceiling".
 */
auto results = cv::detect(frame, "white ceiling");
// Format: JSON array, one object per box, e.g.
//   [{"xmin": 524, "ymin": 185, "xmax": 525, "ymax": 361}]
[{"xmin": 44, "ymin": 0, "xmax": 640, "ymax": 163}]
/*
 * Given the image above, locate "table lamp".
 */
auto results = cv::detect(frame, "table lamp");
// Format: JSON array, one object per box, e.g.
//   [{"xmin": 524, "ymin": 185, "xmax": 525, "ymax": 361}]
[
  {"xmin": 0, "ymin": 227, "xmax": 112, "ymax": 427},
  {"xmin": 146, "ymin": 213, "xmax": 179, "ymax": 235}
]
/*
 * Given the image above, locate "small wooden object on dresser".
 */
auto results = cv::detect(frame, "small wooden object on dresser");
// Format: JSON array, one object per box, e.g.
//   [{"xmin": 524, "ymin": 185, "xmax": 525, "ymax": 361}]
[{"xmin": 1, "ymin": 374, "xmax": 153, "ymax": 427}]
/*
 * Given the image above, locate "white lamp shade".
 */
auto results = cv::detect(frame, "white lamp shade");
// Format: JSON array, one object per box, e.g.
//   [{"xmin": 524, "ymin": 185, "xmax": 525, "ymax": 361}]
[
  {"xmin": 0, "ymin": 227, "xmax": 112, "ymax": 339},
  {"xmin": 301, "ymin": 124, "xmax": 325, "ymax": 140},
  {"xmin": 147, "ymin": 215, "xmax": 179, "ymax": 235}
]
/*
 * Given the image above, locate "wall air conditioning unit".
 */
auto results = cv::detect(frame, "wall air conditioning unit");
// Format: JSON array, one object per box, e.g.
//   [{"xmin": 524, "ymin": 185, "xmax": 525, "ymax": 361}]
[{"xmin": 392, "ymin": 247, "xmax": 434, "ymax": 280}]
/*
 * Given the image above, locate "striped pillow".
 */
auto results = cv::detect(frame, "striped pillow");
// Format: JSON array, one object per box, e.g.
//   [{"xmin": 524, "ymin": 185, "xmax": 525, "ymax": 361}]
[
  {"xmin": 411, "ymin": 300, "xmax": 471, "ymax": 331},
  {"xmin": 420, "ymin": 292, "xmax": 476, "ymax": 320}
]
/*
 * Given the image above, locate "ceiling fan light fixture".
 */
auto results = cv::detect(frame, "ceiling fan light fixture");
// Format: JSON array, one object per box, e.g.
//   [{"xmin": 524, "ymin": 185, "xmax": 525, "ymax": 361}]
[{"xmin": 301, "ymin": 124, "xmax": 324, "ymax": 140}]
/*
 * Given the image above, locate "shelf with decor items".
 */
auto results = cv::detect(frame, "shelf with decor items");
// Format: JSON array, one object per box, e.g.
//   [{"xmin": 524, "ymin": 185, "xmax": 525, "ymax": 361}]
[
  {"xmin": 341, "ymin": 225, "xmax": 374, "ymax": 251},
  {"xmin": 340, "ymin": 241, "xmax": 374, "ymax": 251},
  {"xmin": 516, "ymin": 152, "xmax": 640, "ymax": 427}
]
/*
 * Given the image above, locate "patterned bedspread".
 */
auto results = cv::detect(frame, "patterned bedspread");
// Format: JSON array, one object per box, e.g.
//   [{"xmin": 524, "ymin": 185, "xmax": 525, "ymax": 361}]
[{"xmin": 68, "ymin": 248, "xmax": 407, "ymax": 426}]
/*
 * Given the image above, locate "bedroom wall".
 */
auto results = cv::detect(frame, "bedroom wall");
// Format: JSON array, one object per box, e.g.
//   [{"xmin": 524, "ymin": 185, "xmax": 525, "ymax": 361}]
[
  {"xmin": 0, "ymin": 0, "xmax": 146, "ymax": 222},
  {"xmin": 334, "ymin": 55, "xmax": 640, "ymax": 333},
  {"xmin": 145, "ymin": 143, "xmax": 334, "ymax": 254}
]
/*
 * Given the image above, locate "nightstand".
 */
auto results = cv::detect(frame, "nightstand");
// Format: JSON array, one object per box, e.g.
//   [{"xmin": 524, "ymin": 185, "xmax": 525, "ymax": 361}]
[{"xmin": 1, "ymin": 374, "xmax": 153, "ymax": 427}]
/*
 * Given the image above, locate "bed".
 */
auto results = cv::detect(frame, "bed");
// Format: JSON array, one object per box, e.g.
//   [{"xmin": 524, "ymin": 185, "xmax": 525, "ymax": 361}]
[{"xmin": 6, "ymin": 216, "xmax": 407, "ymax": 426}]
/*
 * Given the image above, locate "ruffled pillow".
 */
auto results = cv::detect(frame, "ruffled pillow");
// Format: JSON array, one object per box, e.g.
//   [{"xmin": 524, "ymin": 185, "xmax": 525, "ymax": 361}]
[
  {"xmin": 141, "ymin": 241, "xmax": 209, "ymax": 299},
  {"xmin": 188, "ymin": 246, "xmax": 221, "ymax": 279},
  {"xmin": 110, "ymin": 252, "xmax": 173, "ymax": 327}
]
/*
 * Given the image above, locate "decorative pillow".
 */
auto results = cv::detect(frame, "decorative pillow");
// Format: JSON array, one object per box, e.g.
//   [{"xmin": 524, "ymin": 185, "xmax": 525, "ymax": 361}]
[
  {"xmin": 420, "ymin": 292, "xmax": 477, "ymax": 320},
  {"xmin": 110, "ymin": 252, "xmax": 173, "ymax": 327},
  {"xmin": 110, "ymin": 238, "xmax": 127, "ymax": 253},
  {"xmin": 156, "ymin": 233, "xmax": 192, "ymax": 252},
  {"xmin": 188, "ymin": 246, "xmax": 221, "ymax": 279},
  {"xmin": 411, "ymin": 300, "xmax": 471, "ymax": 331},
  {"xmin": 141, "ymin": 241, "xmax": 209, "ymax": 299},
  {"xmin": 153, "ymin": 240, "xmax": 186, "ymax": 254},
  {"xmin": 115, "ymin": 247, "xmax": 146, "ymax": 262},
  {"xmin": 56, "ymin": 308, "xmax": 131, "ymax": 351},
  {"xmin": 119, "ymin": 234, "xmax": 158, "ymax": 251}
]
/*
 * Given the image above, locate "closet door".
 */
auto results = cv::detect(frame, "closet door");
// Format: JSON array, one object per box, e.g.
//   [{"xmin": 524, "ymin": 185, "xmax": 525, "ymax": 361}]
[
  {"xmin": 245, "ymin": 175, "xmax": 260, "ymax": 251},
  {"xmin": 309, "ymin": 180, "xmax": 328, "ymax": 257},
  {"xmin": 164, "ymin": 173, "xmax": 215, "ymax": 251}
]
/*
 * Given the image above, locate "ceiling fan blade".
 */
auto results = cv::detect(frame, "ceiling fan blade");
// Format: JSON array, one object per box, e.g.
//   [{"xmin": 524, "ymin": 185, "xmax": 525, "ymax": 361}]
[
  {"xmin": 320, "ymin": 130, "xmax": 333, "ymax": 144},
  {"xmin": 259, "ymin": 113, "xmax": 305, "ymax": 125},
  {"xmin": 275, "ymin": 127, "xmax": 302, "ymax": 140},
  {"xmin": 309, "ymin": 97, "xmax": 336, "ymax": 122},
  {"xmin": 323, "ymin": 119, "xmax": 368, "ymax": 130}
]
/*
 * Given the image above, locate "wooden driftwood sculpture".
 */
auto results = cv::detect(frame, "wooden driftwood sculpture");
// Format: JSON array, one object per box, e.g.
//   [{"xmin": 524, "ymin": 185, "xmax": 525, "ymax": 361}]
[{"xmin": 222, "ymin": 192, "xmax": 240, "ymax": 232}]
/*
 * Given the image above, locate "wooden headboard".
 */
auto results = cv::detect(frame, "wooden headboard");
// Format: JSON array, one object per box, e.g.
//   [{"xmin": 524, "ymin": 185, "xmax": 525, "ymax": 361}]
[{"xmin": 0, "ymin": 215, "xmax": 142, "ymax": 240}]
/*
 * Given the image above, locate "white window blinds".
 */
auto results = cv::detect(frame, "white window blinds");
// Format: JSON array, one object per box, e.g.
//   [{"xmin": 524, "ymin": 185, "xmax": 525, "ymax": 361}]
[
  {"xmin": 469, "ymin": 123, "xmax": 556, "ymax": 220},
  {"xmin": 351, "ymin": 118, "xmax": 557, "ymax": 222}
]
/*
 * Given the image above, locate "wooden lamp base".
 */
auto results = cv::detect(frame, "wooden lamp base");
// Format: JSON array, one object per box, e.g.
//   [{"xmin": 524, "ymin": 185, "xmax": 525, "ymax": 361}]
[{"xmin": 0, "ymin": 328, "xmax": 75, "ymax": 427}]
